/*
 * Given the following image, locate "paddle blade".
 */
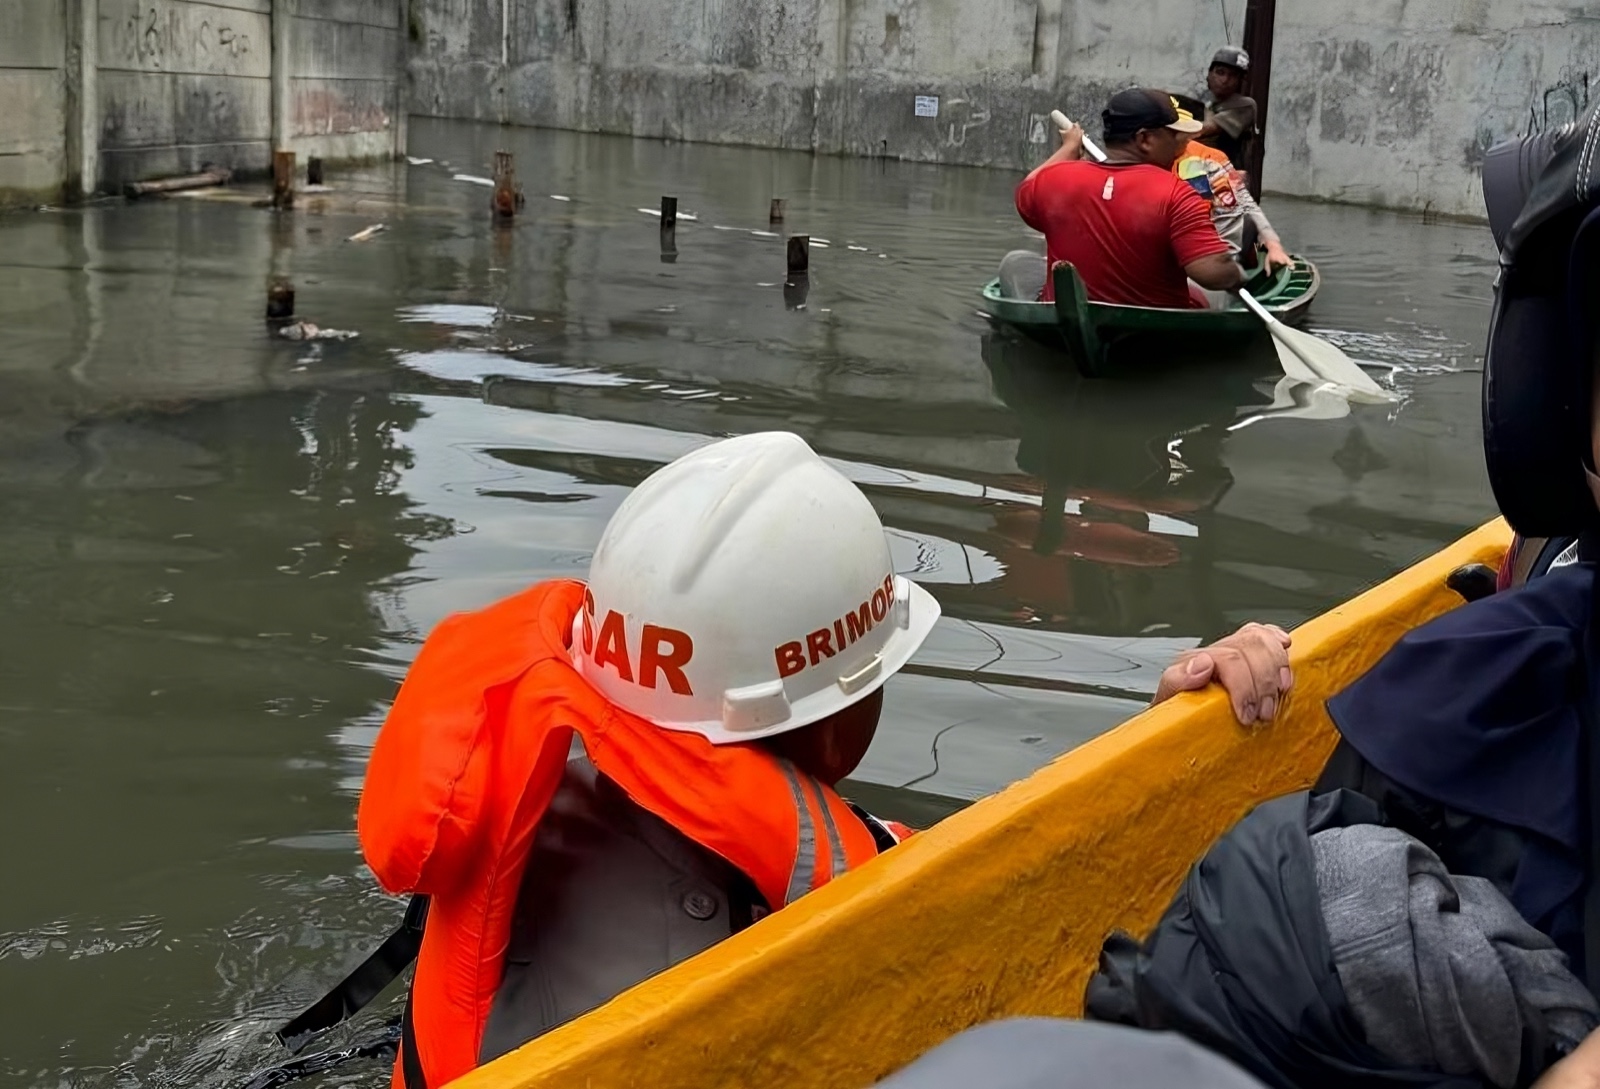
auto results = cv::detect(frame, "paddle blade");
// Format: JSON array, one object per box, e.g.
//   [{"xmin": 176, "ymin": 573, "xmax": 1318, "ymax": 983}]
[
  {"xmin": 1267, "ymin": 322, "xmax": 1393, "ymax": 403},
  {"xmin": 1228, "ymin": 375, "xmax": 1353, "ymax": 431}
]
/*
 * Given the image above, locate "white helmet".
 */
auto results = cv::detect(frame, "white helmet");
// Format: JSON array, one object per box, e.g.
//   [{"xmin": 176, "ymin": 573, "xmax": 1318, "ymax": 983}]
[{"xmin": 572, "ymin": 431, "xmax": 940, "ymax": 744}]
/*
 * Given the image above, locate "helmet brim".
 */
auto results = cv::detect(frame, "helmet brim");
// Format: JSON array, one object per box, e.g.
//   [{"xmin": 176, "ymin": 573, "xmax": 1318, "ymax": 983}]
[{"xmin": 661, "ymin": 576, "xmax": 942, "ymax": 746}]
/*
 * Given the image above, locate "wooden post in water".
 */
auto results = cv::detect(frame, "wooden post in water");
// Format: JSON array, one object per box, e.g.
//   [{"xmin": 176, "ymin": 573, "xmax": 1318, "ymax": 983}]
[
  {"xmin": 786, "ymin": 235, "xmax": 809, "ymax": 274},
  {"xmin": 492, "ymin": 150, "xmax": 517, "ymax": 221},
  {"xmin": 660, "ymin": 223, "xmax": 678, "ymax": 264},
  {"xmin": 307, "ymin": 156, "xmax": 324, "ymax": 186},
  {"xmin": 266, "ymin": 279, "xmax": 295, "ymax": 323},
  {"xmin": 272, "ymin": 150, "xmax": 296, "ymax": 209},
  {"xmin": 770, "ymin": 198, "xmax": 785, "ymax": 223},
  {"xmin": 660, "ymin": 195, "xmax": 678, "ymax": 228},
  {"xmin": 1240, "ymin": 0, "xmax": 1276, "ymax": 201}
]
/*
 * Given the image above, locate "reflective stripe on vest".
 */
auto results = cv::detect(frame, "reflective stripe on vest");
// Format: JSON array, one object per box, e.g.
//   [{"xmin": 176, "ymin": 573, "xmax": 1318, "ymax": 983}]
[{"xmin": 776, "ymin": 759, "xmax": 853, "ymax": 903}]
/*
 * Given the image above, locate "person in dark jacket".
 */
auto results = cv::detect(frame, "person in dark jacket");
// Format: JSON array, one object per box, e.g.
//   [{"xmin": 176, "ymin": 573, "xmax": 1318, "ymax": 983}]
[
  {"xmin": 1085, "ymin": 790, "xmax": 1597, "ymax": 1089},
  {"xmin": 1314, "ymin": 98, "xmax": 1600, "ymax": 984}
]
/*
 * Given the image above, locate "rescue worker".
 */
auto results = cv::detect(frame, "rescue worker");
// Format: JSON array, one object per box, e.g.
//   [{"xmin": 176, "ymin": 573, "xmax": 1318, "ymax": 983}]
[
  {"xmin": 1168, "ymin": 96, "xmax": 1292, "ymax": 273},
  {"xmin": 1197, "ymin": 47, "xmax": 1258, "ymax": 175},
  {"xmin": 356, "ymin": 432, "xmax": 939, "ymax": 1087},
  {"xmin": 346, "ymin": 432, "xmax": 1294, "ymax": 1088},
  {"xmin": 1000, "ymin": 88, "xmax": 1243, "ymax": 307}
]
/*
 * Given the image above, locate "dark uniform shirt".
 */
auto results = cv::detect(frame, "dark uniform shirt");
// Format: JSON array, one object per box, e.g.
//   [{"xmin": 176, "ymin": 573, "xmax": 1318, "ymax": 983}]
[{"xmin": 1204, "ymin": 93, "xmax": 1258, "ymax": 169}]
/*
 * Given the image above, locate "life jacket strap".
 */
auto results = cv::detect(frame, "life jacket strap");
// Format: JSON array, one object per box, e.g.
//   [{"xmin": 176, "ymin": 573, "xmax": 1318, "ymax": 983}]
[{"xmin": 275, "ymin": 895, "xmax": 430, "ymax": 1054}]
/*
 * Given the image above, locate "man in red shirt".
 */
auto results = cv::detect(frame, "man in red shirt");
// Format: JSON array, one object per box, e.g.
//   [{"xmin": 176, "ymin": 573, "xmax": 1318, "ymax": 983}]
[{"xmin": 1000, "ymin": 88, "xmax": 1244, "ymax": 308}]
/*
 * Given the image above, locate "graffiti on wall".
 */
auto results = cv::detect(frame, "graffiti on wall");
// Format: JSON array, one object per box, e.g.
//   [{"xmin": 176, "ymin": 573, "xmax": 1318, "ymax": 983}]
[
  {"xmin": 941, "ymin": 99, "xmax": 990, "ymax": 148},
  {"xmin": 1526, "ymin": 67, "xmax": 1591, "ymax": 136},
  {"xmin": 108, "ymin": 1, "xmax": 261, "ymax": 73}
]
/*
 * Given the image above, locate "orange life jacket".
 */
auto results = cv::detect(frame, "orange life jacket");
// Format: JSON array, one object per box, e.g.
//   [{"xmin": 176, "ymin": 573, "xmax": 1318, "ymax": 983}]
[
  {"xmin": 357, "ymin": 579, "xmax": 881, "ymax": 1088},
  {"xmin": 1173, "ymin": 140, "xmax": 1244, "ymax": 211}
]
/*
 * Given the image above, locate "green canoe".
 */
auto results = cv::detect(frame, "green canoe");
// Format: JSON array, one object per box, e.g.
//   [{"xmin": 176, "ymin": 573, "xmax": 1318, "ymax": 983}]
[{"xmin": 980, "ymin": 256, "xmax": 1321, "ymax": 377}]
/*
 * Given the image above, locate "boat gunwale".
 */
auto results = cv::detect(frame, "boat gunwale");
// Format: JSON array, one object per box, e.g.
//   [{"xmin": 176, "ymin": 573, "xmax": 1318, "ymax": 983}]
[
  {"xmin": 454, "ymin": 520, "xmax": 1514, "ymax": 1089},
  {"xmin": 978, "ymin": 256, "xmax": 1319, "ymax": 327}
]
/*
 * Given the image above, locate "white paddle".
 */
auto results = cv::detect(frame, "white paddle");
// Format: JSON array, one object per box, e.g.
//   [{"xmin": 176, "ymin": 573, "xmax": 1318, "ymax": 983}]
[
  {"xmin": 1049, "ymin": 110, "xmax": 1105, "ymax": 163},
  {"xmin": 1049, "ymin": 108, "xmax": 1393, "ymax": 403},
  {"xmin": 1235, "ymin": 291, "xmax": 1392, "ymax": 403}
]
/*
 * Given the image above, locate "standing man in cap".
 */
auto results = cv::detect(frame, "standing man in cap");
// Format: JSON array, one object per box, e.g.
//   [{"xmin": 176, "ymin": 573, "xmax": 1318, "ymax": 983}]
[
  {"xmin": 1198, "ymin": 47, "xmax": 1258, "ymax": 175},
  {"xmin": 1001, "ymin": 87, "xmax": 1244, "ymax": 308}
]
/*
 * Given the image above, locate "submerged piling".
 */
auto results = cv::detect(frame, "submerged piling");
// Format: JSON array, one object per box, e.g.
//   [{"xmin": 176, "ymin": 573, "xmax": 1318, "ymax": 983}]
[
  {"xmin": 266, "ymin": 279, "xmax": 295, "ymax": 323},
  {"xmin": 660, "ymin": 196, "xmax": 678, "ymax": 229},
  {"xmin": 770, "ymin": 198, "xmax": 786, "ymax": 223},
  {"xmin": 492, "ymin": 150, "xmax": 518, "ymax": 221},
  {"xmin": 660, "ymin": 223, "xmax": 678, "ymax": 264},
  {"xmin": 272, "ymin": 151, "xmax": 296, "ymax": 209},
  {"xmin": 786, "ymin": 235, "xmax": 809, "ymax": 274},
  {"xmin": 307, "ymin": 157, "xmax": 324, "ymax": 186},
  {"xmin": 783, "ymin": 273, "xmax": 809, "ymax": 310}
]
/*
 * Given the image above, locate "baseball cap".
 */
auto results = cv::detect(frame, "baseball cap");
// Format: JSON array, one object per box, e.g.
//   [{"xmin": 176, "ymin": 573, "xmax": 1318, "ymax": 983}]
[
  {"xmin": 1212, "ymin": 46, "xmax": 1250, "ymax": 72},
  {"xmin": 1102, "ymin": 88, "xmax": 1205, "ymax": 141}
]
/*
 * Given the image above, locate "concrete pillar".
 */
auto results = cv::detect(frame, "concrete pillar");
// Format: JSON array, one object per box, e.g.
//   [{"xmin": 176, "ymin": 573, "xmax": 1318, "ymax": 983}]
[
  {"xmin": 394, "ymin": 0, "xmax": 408, "ymax": 159},
  {"xmin": 1032, "ymin": 0, "xmax": 1064, "ymax": 83},
  {"xmin": 811, "ymin": 0, "xmax": 848, "ymax": 153},
  {"xmin": 271, "ymin": 0, "xmax": 293, "ymax": 152},
  {"xmin": 63, "ymin": 0, "xmax": 99, "ymax": 200}
]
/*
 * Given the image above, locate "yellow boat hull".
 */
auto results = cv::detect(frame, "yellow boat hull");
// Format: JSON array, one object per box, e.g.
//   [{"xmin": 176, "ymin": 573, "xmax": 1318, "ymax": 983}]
[{"xmin": 457, "ymin": 519, "xmax": 1513, "ymax": 1089}]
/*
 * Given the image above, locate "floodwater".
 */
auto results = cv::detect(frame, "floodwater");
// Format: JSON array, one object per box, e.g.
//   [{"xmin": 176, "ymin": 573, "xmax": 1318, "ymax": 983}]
[{"xmin": 0, "ymin": 117, "xmax": 1499, "ymax": 1086}]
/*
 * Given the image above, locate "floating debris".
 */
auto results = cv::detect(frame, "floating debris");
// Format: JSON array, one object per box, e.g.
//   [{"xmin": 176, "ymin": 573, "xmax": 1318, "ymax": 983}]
[
  {"xmin": 278, "ymin": 322, "xmax": 360, "ymax": 342},
  {"xmin": 345, "ymin": 224, "xmax": 387, "ymax": 243},
  {"xmin": 847, "ymin": 245, "xmax": 871, "ymax": 252},
  {"xmin": 406, "ymin": 156, "xmax": 434, "ymax": 166},
  {"xmin": 550, "ymin": 194, "xmax": 572, "ymax": 202},
  {"xmin": 749, "ymin": 229, "xmax": 780, "ymax": 238},
  {"xmin": 638, "ymin": 207, "xmax": 700, "ymax": 221},
  {"xmin": 813, "ymin": 238, "xmax": 831, "ymax": 245},
  {"xmin": 453, "ymin": 174, "xmax": 494, "ymax": 187}
]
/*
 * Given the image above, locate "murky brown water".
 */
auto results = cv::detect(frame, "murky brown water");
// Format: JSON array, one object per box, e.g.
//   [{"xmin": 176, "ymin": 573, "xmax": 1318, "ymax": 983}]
[{"xmin": 0, "ymin": 118, "xmax": 1498, "ymax": 1086}]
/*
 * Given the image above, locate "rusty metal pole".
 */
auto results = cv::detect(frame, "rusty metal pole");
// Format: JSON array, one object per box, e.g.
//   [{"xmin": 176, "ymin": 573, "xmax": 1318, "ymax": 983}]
[
  {"xmin": 272, "ymin": 150, "xmax": 296, "ymax": 209},
  {"xmin": 1240, "ymin": 0, "xmax": 1276, "ymax": 200}
]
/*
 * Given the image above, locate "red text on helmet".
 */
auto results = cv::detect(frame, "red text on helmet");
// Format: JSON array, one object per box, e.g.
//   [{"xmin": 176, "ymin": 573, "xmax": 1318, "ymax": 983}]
[
  {"xmin": 774, "ymin": 575, "xmax": 895, "ymax": 679},
  {"xmin": 581, "ymin": 589, "xmax": 695, "ymax": 695}
]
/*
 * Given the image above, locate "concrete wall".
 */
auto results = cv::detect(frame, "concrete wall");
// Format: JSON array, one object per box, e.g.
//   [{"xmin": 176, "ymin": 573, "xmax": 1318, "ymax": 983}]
[
  {"xmin": 0, "ymin": 0, "xmax": 405, "ymax": 209},
  {"xmin": 97, "ymin": 0, "xmax": 275, "ymax": 185},
  {"xmin": 407, "ymin": 0, "xmax": 1600, "ymax": 218},
  {"xmin": 1268, "ymin": 2, "xmax": 1600, "ymax": 216},
  {"xmin": 283, "ymin": 0, "xmax": 406, "ymax": 163},
  {"xmin": 407, "ymin": 0, "xmax": 1235, "ymax": 168},
  {"xmin": 0, "ymin": 3, "xmax": 70, "ymax": 205}
]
